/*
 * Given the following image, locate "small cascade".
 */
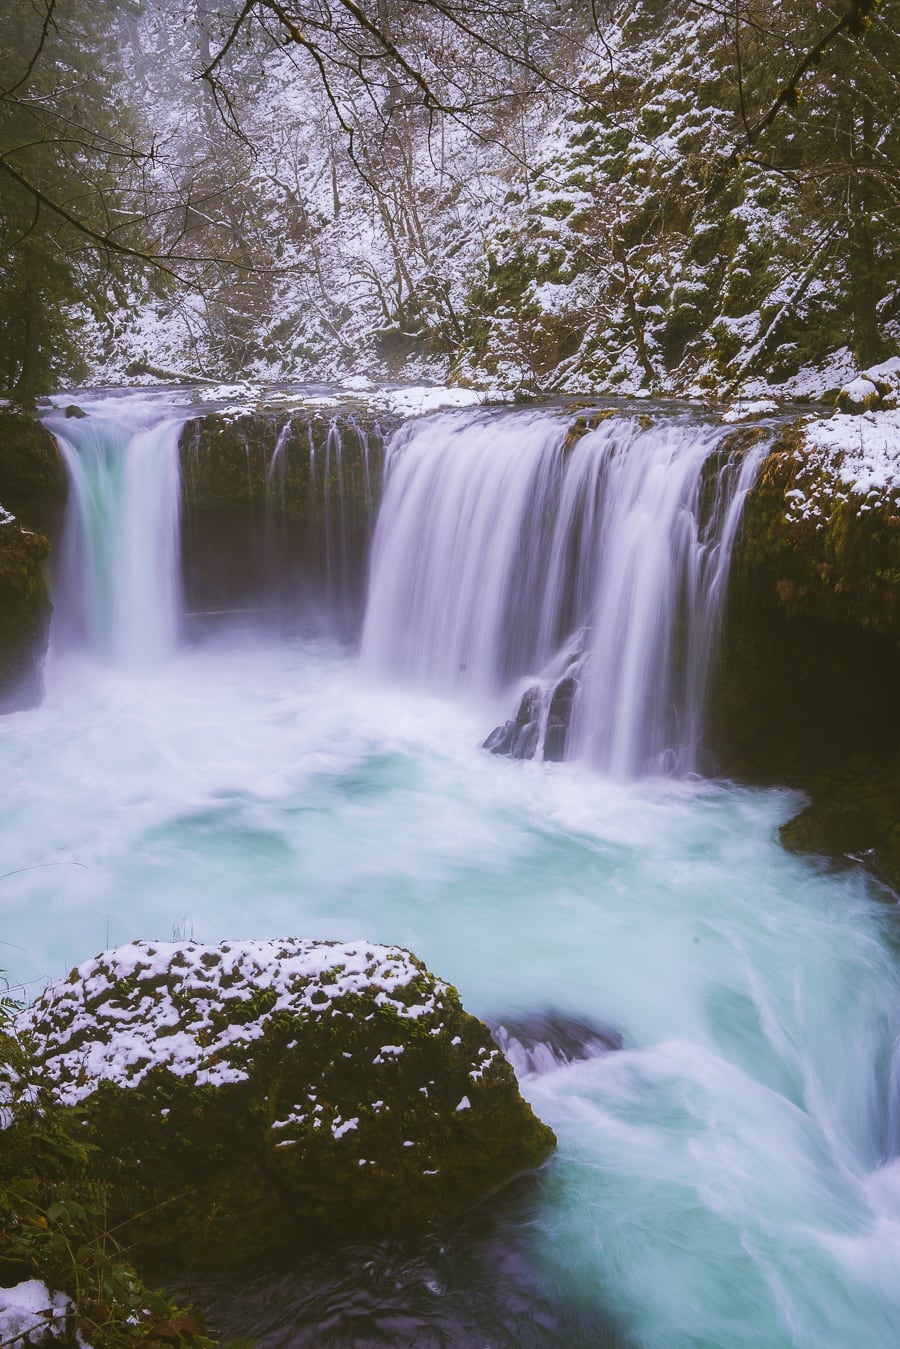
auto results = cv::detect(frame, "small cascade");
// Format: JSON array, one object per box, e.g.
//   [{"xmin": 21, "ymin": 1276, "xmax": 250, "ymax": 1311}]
[
  {"xmin": 362, "ymin": 408, "xmax": 765, "ymax": 775},
  {"xmin": 45, "ymin": 398, "xmax": 185, "ymax": 668}
]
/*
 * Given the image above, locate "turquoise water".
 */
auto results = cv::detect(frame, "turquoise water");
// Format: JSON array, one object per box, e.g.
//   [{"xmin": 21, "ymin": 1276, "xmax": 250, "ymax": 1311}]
[{"xmin": 3, "ymin": 636, "xmax": 900, "ymax": 1346}]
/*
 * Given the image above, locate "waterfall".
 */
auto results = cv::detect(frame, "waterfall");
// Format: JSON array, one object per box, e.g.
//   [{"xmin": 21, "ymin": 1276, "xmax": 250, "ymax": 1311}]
[
  {"xmin": 45, "ymin": 397, "xmax": 185, "ymax": 668},
  {"xmin": 180, "ymin": 410, "xmax": 381, "ymax": 636},
  {"xmin": 361, "ymin": 408, "xmax": 764, "ymax": 776}
]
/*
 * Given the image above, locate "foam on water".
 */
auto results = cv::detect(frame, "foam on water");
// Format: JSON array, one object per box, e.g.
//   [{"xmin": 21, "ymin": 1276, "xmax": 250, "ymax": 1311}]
[
  {"xmin": 5, "ymin": 394, "xmax": 900, "ymax": 1343},
  {"xmin": 2, "ymin": 636, "xmax": 900, "ymax": 1345}
]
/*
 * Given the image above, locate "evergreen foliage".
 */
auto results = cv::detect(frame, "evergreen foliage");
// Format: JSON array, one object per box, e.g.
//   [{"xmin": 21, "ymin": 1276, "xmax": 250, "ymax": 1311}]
[{"xmin": 0, "ymin": 0, "xmax": 896, "ymax": 391}]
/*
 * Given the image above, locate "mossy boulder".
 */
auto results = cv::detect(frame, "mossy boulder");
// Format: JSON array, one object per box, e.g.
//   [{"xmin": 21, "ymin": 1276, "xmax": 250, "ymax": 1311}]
[
  {"xmin": 0, "ymin": 511, "xmax": 51, "ymax": 712},
  {"xmin": 0, "ymin": 410, "xmax": 66, "ymax": 520},
  {"xmin": 778, "ymin": 755, "xmax": 900, "ymax": 893},
  {"xmin": 15, "ymin": 940, "xmax": 555, "ymax": 1276}
]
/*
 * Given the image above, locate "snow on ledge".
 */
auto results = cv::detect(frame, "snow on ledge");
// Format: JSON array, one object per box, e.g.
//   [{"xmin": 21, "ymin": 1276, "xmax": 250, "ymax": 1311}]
[
  {"xmin": 783, "ymin": 408, "xmax": 900, "ymax": 525},
  {"xmin": 375, "ymin": 386, "xmax": 484, "ymax": 416},
  {"xmin": 721, "ymin": 398, "xmax": 779, "ymax": 423},
  {"xmin": 803, "ymin": 409, "xmax": 900, "ymax": 500}
]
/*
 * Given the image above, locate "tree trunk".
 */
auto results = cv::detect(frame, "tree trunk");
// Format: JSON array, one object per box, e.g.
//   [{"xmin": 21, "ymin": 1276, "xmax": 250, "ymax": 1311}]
[
  {"xmin": 14, "ymin": 281, "xmax": 41, "ymax": 401},
  {"xmin": 845, "ymin": 106, "xmax": 882, "ymax": 368}
]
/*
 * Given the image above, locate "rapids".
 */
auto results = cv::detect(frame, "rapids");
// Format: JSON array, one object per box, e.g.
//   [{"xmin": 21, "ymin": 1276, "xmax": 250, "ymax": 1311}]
[{"xmin": 2, "ymin": 393, "xmax": 900, "ymax": 1346}]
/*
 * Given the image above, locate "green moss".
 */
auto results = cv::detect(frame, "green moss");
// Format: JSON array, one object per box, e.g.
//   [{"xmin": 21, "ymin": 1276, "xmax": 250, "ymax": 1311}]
[
  {"xmin": 0, "ymin": 516, "xmax": 51, "ymax": 711},
  {"xmin": 20, "ymin": 947, "xmax": 555, "ymax": 1279},
  {"xmin": 779, "ymin": 754, "xmax": 900, "ymax": 892}
]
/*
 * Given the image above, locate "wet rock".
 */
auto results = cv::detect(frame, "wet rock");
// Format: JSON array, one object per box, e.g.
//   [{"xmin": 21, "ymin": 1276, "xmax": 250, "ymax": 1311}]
[
  {"xmin": 491, "ymin": 1011, "xmax": 622, "ymax": 1077},
  {"xmin": 543, "ymin": 676, "xmax": 578, "ymax": 762},
  {"xmin": 482, "ymin": 721, "xmax": 515, "ymax": 755},
  {"xmin": 13, "ymin": 940, "xmax": 555, "ymax": 1275},
  {"xmin": 485, "ymin": 671, "xmax": 581, "ymax": 764},
  {"xmin": 64, "ymin": 404, "xmax": 87, "ymax": 419},
  {"xmin": 484, "ymin": 684, "xmax": 543, "ymax": 760}
]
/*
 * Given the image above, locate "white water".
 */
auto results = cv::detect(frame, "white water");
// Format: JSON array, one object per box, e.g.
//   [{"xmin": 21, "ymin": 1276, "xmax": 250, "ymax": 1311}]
[
  {"xmin": 4, "ymin": 396, "xmax": 900, "ymax": 1344},
  {"xmin": 362, "ymin": 409, "xmax": 763, "ymax": 775},
  {"xmin": 44, "ymin": 395, "xmax": 186, "ymax": 667},
  {"xmin": 2, "ymin": 639, "xmax": 900, "ymax": 1345}
]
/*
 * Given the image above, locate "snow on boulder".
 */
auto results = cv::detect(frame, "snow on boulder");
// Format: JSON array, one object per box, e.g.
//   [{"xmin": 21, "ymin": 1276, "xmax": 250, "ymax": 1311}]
[
  {"xmin": 862, "ymin": 357, "xmax": 900, "ymax": 408},
  {"xmin": 836, "ymin": 375, "xmax": 883, "ymax": 414},
  {"xmin": 15, "ymin": 940, "xmax": 555, "ymax": 1274}
]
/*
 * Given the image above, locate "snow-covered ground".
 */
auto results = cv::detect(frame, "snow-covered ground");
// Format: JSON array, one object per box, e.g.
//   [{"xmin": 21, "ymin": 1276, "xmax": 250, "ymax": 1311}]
[{"xmin": 0, "ymin": 1282, "xmax": 84, "ymax": 1347}]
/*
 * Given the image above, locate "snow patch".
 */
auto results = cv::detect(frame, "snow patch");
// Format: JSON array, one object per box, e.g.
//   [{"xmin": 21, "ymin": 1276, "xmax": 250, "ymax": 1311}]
[
  {"xmin": 0, "ymin": 1282, "xmax": 84, "ymax": 1347},
  {"xmin": 17, "ymin": 939, "xmax": 446, "ymax": 1106}
]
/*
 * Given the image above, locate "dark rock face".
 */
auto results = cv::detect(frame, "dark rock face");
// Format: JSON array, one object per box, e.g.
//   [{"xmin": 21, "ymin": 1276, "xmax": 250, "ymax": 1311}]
[
  {"xmin": 0, "ymin": 410, "xmax": 66, "ymax": 519},
  {"xmin": 0, "ymin": 515, "xmax": 51, "ymax": 712},
  {"xmin": 709, "ymin": 419, "xmax": 900, "ymax": 888},
  {"xmin": 179, "ymin": 409, "xmax": 392, "ymax": 634},
  {"xmin": 0, "ymin": 410, "xmax": 65, "ymax": 712},
  {"xmin": 14, "ymin": 940, "xmax": 555, "ymax": 1276}
]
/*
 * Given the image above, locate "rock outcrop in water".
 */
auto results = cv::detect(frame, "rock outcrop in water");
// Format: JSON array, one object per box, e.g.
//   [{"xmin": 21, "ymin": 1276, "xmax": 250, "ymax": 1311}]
[
  {"xmin": 484, "ymin": 674, "xmax": 580, "ymax": 763},
  {"xmin": 11, "ymin": 939, "xmax": 555, "ymax": 1275},
  {"xmin": 0, "ymin": 410, "xmax": 65, "ymax": 712}
]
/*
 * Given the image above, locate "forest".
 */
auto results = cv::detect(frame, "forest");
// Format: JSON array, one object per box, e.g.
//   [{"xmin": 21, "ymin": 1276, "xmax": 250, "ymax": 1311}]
[{"xmin": 1, "ymin": 0, "xmax": 897, "ymax": 398}]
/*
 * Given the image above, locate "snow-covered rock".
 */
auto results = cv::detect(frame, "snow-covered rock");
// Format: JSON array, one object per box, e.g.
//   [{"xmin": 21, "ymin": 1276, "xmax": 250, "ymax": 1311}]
[
  {"xmin": 14, "ymin": 939, "xmax": 554, "ymax": 1273},
  {"xmin": 862, "ymin": 357, "xmax": 900, "ymax": 408},
  {"xmin": 721, "ymin": 398, "xmax": 779, "ymax": 423},
  {"xmin": 836, "ymin": 376, "xmax": 881, "ymax": 413},
  {"xmin": 0, "ymin": 1282, "xmax": 83, "ymax": 1347}
]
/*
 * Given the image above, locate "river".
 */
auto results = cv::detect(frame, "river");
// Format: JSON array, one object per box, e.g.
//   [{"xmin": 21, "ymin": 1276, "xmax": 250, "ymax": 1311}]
[{"xmin": 2, "ymin": 391, "xmax": 899, "ymax": 1346}]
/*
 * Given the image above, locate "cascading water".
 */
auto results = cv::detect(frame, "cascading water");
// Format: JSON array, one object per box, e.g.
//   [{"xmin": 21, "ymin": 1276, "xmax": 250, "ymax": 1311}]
[
  {"xmin": 362, "ymin": 408, "xmax": 764, "ymax": 775},
  {"xmin": 5, "ymin": 393, "xmax": 900, "ymax": 1346},
  {"xmin": 181, "ymin": 409, "xmax": 381, "ymax": 635},
  {"xmin": 44, "ymin": 395, "xmax": 186, "ymax": 668}
]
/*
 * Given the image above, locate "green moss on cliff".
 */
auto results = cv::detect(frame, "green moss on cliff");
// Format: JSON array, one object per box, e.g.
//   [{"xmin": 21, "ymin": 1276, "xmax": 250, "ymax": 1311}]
[
  {"xmin": 0, "ymin": 517, "xmax": 51, "ymax": 711},
  {"xmin": 0, "ymin": 409, "xmax": 66, "ymax": 521},
  {"xmin": 709, "ymin": 418, "xmax": 900, "ymax": 887},
  {"xmin": 180, "ymin": 411, "xmax": 386, "ymax": 522}
]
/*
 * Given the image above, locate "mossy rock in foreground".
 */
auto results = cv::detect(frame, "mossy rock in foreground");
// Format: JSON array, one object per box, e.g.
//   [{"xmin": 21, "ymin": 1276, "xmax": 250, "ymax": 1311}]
[{"xmin": 16, "ymin": 940, "xmax": 555, "ymax": 1275}]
